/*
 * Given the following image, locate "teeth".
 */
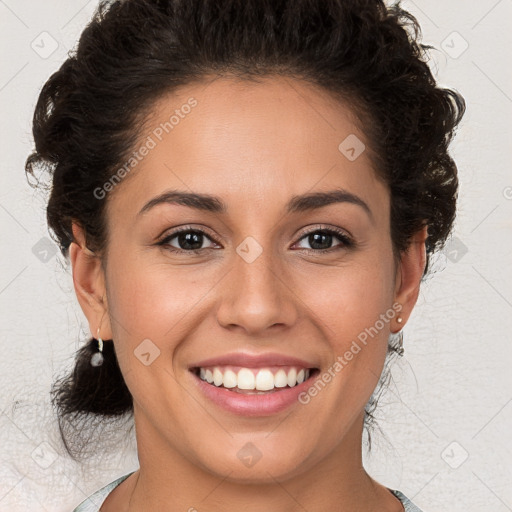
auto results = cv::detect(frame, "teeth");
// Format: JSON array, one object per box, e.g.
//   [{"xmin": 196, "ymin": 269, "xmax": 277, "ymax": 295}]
[
  {"xmin": 197, "ymin": 366, "xmax": 312, "ymax": 391},
  {"xmin": 274, "ymin": 369, "xmax": 288, "ymax": 388},
  {"xmin": 287, "ymin": 368, "xmax": 297, "ymax": 387},
  {"xmin": 255, "ymin": 369, "xmax": 274, "ymax": 391},
  {"xmin": 222, "ymin": 369, "xmax": 237, "ymax": 388},
  {"xmin": 237, "ymin": 368, "xmax": 255, "ymax": 389},
  {"xmin": 213, "ymin": 368, "xmax": 223, "ymax": 387}
]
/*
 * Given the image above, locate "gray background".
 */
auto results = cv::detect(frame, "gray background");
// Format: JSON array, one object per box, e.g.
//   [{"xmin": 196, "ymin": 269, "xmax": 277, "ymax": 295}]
[{"xmin": 1, "ymin": 0, "xmax": 511, "ymax": 510}]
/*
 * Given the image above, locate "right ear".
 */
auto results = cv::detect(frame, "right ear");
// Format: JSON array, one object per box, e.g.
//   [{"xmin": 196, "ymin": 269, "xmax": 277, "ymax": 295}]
[{"xmin": 69, "ymin": 222, "xmax": 113, "ymax": 340}]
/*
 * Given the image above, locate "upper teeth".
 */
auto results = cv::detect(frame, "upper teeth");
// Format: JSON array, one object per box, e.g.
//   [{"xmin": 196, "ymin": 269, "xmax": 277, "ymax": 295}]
[{"xmin": 198, "ymin": 366, "xmax": 311, "ymax": 391}]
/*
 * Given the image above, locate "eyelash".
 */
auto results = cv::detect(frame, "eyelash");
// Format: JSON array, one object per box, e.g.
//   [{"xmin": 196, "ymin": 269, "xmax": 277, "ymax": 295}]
[{"xmin": 156, "ymin": 225, "xmax": 354, "ymax": 255}]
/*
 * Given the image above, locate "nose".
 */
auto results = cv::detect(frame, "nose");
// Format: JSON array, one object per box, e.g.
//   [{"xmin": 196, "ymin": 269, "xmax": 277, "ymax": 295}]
[{"xmin": 216, "ymin": 240, "xmax": 299, "ymax": 336}]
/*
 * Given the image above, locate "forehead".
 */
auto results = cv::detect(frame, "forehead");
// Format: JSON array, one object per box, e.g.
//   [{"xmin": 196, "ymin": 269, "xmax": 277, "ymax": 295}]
[{"xmin": 107, "ymin": 75, "xmax": 388, "ymax": 219}]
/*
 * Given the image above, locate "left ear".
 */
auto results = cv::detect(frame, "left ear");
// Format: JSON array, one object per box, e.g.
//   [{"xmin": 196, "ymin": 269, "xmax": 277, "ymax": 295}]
[{"xmin": 392, "ymin": 225, "xmax": 428, "ymax": 332}]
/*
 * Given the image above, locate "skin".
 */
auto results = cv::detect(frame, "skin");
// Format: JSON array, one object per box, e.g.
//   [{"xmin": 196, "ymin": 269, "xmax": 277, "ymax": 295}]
[{"xmin": 70, "ymin": 75, "xmax": 427, "ymax": 511}]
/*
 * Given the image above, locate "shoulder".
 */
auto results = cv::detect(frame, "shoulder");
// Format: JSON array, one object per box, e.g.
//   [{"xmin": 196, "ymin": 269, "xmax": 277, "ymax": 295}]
[
  {"xmin": 388, "ymin": 488, "xmax": 425, "ymax": 512},
  {"xmin": 71, "ymin": 472, "xmax": 135, "ymax": 512}
]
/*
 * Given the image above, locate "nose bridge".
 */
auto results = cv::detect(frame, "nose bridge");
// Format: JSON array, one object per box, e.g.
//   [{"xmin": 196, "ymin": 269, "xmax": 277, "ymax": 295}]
[
  {"xmin": 237, "ymin": 235, "xmax": 277, "ymax": 294},
  {"xmin": 216, "ymin": 233, "xmax": 297, "ymax": 334}
]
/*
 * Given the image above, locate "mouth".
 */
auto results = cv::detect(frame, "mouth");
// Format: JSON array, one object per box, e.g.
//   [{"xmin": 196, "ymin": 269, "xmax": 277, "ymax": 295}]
[
  {"xmin": 188, "ymin": 352, "xmax": 321, "ymax": 416},
  {"xmin": 190, "ymin": 365, "xmax": 320, "ymax": 394}
]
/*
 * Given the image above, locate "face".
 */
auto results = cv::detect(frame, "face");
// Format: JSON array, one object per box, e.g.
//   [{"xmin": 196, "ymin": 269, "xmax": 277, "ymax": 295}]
[{"xmin": 72, "ymin": 75, "xmax": 424, "ymax": 483}]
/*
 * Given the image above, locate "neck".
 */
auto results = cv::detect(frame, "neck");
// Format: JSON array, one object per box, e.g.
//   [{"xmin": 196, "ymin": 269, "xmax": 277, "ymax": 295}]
[
  {"xmin": 125, "ymin": 409, "xmax": 399, "ymax": 512},
  {"xmin": 128, "ymin": 406, "xmax": 403, "ymax": 512}
]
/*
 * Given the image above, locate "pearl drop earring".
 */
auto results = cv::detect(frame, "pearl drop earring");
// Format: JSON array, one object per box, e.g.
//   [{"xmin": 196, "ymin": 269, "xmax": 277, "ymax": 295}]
[{"xmin": 90, "ymin": 327, "xmax": 104, "ymax": 367}]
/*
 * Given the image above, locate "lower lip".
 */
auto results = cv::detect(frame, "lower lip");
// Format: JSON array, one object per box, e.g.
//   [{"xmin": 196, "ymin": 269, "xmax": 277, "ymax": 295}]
[{"xmin": 190, "ymin": 370, "xmax": 318, "ymax": 417}]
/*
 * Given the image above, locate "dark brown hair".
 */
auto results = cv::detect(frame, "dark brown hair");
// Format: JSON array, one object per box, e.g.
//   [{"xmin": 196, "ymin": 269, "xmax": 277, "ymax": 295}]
[{"xmin": 25, "ymin": 0, "xmax": 465, "ymax": 458}]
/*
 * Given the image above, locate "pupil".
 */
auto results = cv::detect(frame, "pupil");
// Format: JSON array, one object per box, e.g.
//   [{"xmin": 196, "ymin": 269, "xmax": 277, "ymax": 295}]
[
  {"xmin": 179, "ymin": 232, "xmax": 203, "ymax": 250},
  {"xmin": 310, "ymin": 232, "xmax": 331, "ymax": 250}
]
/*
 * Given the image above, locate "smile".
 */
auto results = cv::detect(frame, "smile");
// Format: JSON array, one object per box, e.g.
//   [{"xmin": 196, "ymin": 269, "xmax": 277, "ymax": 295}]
[
  {"xmin": 192, "ymin": 365, "xmax": 315, "ymax": 393},
  {"xmin": 190, "ymin": 365, "xmax": 320, "ymax": 416},
  {"xmin": 188, "ymin": 352, "xmax": 320, "ymax": 415}
]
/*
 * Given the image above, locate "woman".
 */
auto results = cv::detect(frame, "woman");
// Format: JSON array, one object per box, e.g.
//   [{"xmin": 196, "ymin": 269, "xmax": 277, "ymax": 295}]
[{"xmin": 25, "ymin": 0, "xmax": 465, "ymax": 510}]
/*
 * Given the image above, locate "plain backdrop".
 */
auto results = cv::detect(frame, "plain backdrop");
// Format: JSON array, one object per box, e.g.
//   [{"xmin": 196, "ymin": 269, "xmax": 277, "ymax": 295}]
[{"xmin": 1, "ymin": 1, "xmax": 511, "ymax": 510}]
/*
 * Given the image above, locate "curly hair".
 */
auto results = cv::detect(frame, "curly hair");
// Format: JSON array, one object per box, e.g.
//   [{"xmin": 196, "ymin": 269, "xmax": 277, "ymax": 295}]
[{"xmin": 25, "ymin": 0, "xmax": 465, "ymax": 458}]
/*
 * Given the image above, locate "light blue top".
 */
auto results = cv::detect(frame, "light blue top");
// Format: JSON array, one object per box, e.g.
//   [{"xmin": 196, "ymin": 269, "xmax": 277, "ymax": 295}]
[{"xmin": 72, "ymin": 471, "xmax": 424, "ymax": 511}]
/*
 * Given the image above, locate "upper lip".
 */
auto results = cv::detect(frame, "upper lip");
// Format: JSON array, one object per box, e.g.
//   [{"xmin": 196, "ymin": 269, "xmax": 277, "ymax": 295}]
[{"xmin": 189, "ymin": 352, "xmax": 318, "ymax": 369}]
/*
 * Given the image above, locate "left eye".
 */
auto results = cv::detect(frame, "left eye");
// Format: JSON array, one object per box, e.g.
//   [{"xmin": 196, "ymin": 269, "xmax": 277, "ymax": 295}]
[{"xmin": 294, "ymin": 229, "xmax": 352, "ymax": 251}]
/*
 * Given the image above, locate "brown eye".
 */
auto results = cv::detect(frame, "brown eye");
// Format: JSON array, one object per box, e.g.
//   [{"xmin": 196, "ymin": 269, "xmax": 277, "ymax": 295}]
[
  {"xmin": 157, "ymin": 227, "xmax": 218, "ymax": 254},
  {"xmin": 294, "ymin": 228, "xmax": 353, "ymax": 252}
]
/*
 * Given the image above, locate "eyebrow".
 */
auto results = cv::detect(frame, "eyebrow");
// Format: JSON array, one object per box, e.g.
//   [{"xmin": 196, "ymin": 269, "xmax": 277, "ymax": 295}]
[{"xmin": 137, "ymin": 188, "xmax": 373, "ymax": 220}]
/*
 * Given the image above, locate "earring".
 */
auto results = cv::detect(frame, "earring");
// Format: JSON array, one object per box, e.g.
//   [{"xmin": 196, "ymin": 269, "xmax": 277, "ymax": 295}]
[
  {"xmin": 90, "ymin": 327, "xmax": 105, "ymax": 367},
  {"xmin": 395, "ymin": 315, "xmax": 404, "ymax": 356}
]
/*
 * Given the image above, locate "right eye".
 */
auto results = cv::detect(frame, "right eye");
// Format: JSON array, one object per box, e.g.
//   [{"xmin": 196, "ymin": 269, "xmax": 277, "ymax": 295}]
[{"xmin": 157, "ymin": 227, "xmax": 220, "ymax": 254}]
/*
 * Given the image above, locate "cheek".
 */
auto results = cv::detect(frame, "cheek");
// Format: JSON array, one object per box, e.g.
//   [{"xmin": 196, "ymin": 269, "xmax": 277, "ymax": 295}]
[
  {"xmin": 299, "ymin": 251, "xmax": 396, "ymax": 397},
  {"xmin": 303, "ymin": 257, "xmax": 396, "ymax": 341},
  {"xmin": 107, "ymin": 255, "xmax": 210, "ymax": 334},
  {"xmin": 295, "ymin": 279, "xmax": 394, "ymax": 444},
  {"xmin": 104, "ymin": 251, "xmax": 222, "ymax": 379},
  {"xmin": 104, "ymin": 256, "xmax": 204, "ymax": 418}
]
